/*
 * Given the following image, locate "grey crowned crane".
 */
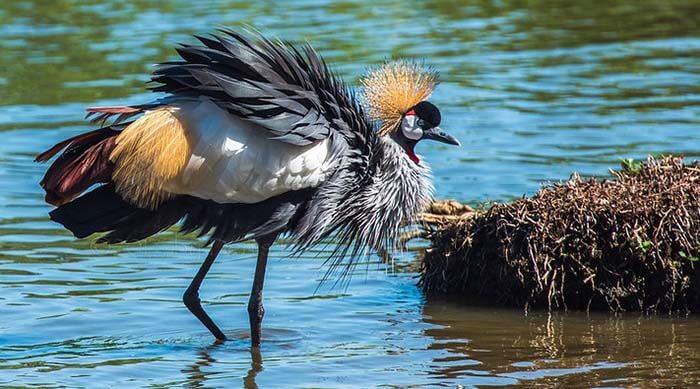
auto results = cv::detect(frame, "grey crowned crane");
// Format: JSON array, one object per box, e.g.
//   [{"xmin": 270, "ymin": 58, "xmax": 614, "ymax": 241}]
[{"xmin": 36, "ymin": 29, "xmax": 460, "ymax": 347}]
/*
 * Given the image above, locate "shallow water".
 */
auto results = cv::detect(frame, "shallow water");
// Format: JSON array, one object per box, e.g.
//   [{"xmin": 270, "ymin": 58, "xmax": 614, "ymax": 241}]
[{"xmin": 1, "ymin": 0, "xmax": 700, "ymax": 387}]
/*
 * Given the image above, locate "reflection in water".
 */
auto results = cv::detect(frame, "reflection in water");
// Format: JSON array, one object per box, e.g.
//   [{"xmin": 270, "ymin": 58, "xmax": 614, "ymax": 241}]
[
  {"xmin": 182, "ymin": 342, "xmax": 221, "ymax": 388},
  {"xmin": 181, "ymin": 342, "xmax": 264, "ymax": 388},
  {"xmin": 244, "ymin": 348, "xmax": 263, "ymax": 389},
  {"xmin": 422, "ymin": 299, "xmax": 700, "ymax": 386}
]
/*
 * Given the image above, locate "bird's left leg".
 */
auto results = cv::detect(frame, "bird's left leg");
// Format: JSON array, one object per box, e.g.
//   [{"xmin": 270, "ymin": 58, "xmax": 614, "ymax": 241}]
[
  {"xmin": 248, "ymin": 234, "xmax": 277, "ymax": 347},
  {"xmin": 183, "ymin": 240, "xmax": 227, "ymax": 341}
]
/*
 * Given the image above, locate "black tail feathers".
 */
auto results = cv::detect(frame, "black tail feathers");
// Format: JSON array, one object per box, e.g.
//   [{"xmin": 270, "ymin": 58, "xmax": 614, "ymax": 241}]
[
  {"xmin": 49, "ymin": 184, "xmax": 314, "ymax": 245},
  {"xmin": 50, "ymin": 185, "xmax": 186, "ymax": 243}
]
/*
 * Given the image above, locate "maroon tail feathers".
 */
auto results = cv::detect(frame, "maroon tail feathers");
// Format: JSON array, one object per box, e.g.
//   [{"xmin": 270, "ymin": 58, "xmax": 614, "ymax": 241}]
[
  {"xmin": 36, "ymin": 105, "xmax": 156, "ymax": 206},
  {"xmin": 84, "ymin": 105, "xmax": 148, "ymax": 125},
  {"xmin": 37, "ymin": 124, "xmax": 124, "ymax": 206}
]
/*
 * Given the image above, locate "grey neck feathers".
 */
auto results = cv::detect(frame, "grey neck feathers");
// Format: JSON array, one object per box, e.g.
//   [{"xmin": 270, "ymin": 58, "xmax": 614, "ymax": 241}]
[{"xmin": 291, "ymin": 136, "xmax": 434, "ymax": 266}]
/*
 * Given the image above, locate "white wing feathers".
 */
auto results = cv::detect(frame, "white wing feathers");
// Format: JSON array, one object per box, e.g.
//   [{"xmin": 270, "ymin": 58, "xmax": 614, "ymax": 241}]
[
  {"xmin": 168, "ymin": 98, "xmax": 336, "ymax": 204},
  {"xmin": 108, "ymin": 97, "xmax": 336, "ymax": 209}
]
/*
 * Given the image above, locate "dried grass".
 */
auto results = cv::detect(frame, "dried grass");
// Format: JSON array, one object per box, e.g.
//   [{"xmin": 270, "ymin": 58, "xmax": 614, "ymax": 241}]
[{"xmin": 419, "ymin": 156, "xmax": 700, "ymax": 313}]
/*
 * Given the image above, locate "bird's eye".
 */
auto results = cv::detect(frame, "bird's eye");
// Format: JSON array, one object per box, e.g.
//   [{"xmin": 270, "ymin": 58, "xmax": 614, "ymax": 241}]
[{"xmin": 417, "ymin": 119, "xmax": 425, "ymax": 128}]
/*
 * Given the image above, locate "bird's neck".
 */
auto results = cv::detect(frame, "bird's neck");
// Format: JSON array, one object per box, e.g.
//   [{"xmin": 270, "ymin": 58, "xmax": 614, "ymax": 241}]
[
  {"xmin": 349, "ymin": 137, "xmax": 434, "ymax": 250},
  {"xmin": 389, "ymin": 130, "xmax": 420, "ymax": 165},
  {"xmin": 359, "ymin": 137, "xmax": 434, "ymax": 236},
  {"xmin": 290, "ymin": 137, "xmax": 433, "ymax": 259}
]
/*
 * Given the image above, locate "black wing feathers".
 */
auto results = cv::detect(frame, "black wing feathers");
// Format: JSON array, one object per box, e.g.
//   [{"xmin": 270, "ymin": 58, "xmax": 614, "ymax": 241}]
[
  {"xmin": 151, "ymin": 29, "xmax": 373, "ymax": 147},
  {"xmin": 50, "ymin": 184, "xmax": 314, "ymax": 245}
]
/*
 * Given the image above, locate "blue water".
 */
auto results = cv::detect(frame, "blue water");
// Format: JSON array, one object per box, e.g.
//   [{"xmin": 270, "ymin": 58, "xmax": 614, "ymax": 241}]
[{"xmin": 2, "ymin": 1, "xmax": 700, "ymax": 387}]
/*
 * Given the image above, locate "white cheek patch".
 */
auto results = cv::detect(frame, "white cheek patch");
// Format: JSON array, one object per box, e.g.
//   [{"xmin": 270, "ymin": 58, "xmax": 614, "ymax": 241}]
[{"xmin": 401, "ymin": 115, "xmax": 423, "ymax": 140}]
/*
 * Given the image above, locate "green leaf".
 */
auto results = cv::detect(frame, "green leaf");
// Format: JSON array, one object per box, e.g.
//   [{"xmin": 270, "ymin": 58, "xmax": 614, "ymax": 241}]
[
  {"xmin": 638, "ymin": 239, "xmax": 653, "ymax": 253},
  {"xmin": 620, "ymin": 158, "xmax": 643, "ymax": 173}
]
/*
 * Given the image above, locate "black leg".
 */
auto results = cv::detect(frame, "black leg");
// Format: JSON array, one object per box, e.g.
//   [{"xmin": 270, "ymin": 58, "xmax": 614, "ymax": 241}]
[
  {"xmin": 248, "ymin": 234, "xmax": 277, "ymax": 347},
  {"xmin": 183, "ymin": 240, "xmax": 227, "ymax": 341}
]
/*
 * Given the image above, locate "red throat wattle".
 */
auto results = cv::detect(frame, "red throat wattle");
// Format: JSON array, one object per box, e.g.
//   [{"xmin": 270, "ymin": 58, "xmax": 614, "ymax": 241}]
[{"xmin": 403, "ymin": 144, "xmax": 420, "ymax": 164}]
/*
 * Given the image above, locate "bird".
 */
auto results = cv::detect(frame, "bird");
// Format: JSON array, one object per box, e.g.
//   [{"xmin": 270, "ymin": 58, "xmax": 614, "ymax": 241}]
[{"xmin": 35, "ymin": 29, "xmax": 460, "ymax": 347}]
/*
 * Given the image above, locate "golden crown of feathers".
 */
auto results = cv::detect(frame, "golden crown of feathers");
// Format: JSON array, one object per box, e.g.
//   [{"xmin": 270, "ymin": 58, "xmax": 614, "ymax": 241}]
[{"xmin": 361, "ymin": 61, "xmax": 439, "ymax": 136}]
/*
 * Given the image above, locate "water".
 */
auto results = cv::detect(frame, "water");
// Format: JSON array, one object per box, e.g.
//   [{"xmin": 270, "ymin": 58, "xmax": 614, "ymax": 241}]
[{"xmin": 1, "ymin": 0, "xmax": 700, "ymax": 387}]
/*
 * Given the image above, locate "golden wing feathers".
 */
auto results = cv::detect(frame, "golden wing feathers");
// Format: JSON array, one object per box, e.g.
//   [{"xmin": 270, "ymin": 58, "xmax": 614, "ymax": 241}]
[{"xmin": 110, "ymin": 108, "xmax": 192, "ymax": 210}]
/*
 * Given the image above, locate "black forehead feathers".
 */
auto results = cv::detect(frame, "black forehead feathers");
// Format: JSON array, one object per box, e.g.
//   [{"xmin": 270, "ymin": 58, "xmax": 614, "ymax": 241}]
[{"xmin": 413, "ymin": 101, "xmax": 441, "ymax": 127}]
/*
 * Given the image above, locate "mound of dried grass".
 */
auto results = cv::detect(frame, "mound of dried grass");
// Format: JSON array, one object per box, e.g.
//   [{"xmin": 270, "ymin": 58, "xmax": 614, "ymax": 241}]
[{"xmin": 420, "ymin": 157, "xmax": 700, "ymax": 313}]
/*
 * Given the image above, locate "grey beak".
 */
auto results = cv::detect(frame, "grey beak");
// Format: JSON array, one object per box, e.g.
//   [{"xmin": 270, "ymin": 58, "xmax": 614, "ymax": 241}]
[{"xmin": 422, "ymin": 127, "xmax": 461, "ymax": 146}]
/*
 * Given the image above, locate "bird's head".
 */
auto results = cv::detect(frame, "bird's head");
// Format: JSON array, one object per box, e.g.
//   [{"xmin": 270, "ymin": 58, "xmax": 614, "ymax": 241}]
[
  {"xmin": 361, "ymin": 61, "xmax": 460, "ymax": 164},
  {"xmin": 394, "ymin": 101, "xmax": 460, "ymax": 164}
]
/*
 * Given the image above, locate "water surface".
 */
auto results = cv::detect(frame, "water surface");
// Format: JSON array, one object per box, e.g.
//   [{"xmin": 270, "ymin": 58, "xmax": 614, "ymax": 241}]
[{"xmin": 2, "ymin": 0, "xmax": 700, "ymax": 387}]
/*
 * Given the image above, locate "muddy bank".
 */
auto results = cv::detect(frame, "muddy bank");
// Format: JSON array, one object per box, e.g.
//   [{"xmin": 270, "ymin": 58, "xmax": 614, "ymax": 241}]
[{"xmin": 419, "ymin": 157, "xmax": 700, "ymax": 313}]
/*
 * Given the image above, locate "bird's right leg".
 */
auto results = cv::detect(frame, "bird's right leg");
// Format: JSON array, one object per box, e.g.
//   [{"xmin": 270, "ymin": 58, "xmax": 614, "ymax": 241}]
[
  {"xmin": 183, "ymin": 240, "xmax": 227, "ymax": 341},
  {"xmin": 248, "ymin": 234, "xmax": 277, "ymax": 347}
]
